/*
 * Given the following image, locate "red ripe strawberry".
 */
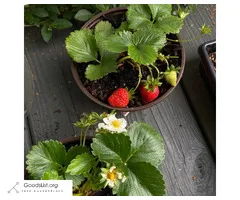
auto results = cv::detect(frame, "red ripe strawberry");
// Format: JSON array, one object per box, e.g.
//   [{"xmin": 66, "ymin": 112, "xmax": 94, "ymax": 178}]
[
  {"xmin": 139, "ymin": 75, "xmax": 162, "ymax": 104},
  {"xmin": 140, "ymin": 85, "xmax": 160, "ymax": 104},
  {"xmin": 108, "ymin": 88, "xmax": 129, "ymax": 108}
]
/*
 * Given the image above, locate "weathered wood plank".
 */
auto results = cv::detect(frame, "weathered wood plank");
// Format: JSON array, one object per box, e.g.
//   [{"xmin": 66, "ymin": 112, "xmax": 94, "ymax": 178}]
[
  {"xmin": 179, "ymin": 4, "xmax": 216, "ymax": 155},
  {"xmin": 24, "ymin": 27, "xmax": 81, "ymax": 143}
]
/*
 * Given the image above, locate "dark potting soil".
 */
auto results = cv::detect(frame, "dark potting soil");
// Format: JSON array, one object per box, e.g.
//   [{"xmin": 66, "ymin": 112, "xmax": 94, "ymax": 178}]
[{"xmin": 77, "ymin": 40, "xmax": 182, "ymax": 107}]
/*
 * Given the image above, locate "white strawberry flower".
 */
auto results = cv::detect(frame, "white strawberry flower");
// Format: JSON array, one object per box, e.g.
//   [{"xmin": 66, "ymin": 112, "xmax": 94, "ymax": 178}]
[
  {"xmin": 100, "ymin": 165, "xmax": 127, "ymax": 188},
  {"xmin": 97, "ymin": 114, "xmax": 127, "ymax": 133}
]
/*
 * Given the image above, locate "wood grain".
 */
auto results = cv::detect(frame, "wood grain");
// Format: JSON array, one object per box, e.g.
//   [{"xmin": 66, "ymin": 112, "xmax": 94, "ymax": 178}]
[
  {"xmin": 24, "ymin": 28, "xmax": 81, "ymax": 143},
  {"xmin": 179, "ymin": 4, "xmax": 216, "ymax": 156}
]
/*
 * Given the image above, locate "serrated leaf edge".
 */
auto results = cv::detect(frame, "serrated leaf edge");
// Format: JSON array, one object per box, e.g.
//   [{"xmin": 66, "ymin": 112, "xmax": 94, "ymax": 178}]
[
  {"xmin": 127, "ymin": 161, "xmax": 166, "ymax": 196},
  {"xmin": 66, "ymin": 152, "xmax": 95, "ymax": 175},
  {"xmin": 91, "ymin": 133, "xmax": 132, "ymax": 164},
  {"xmin": 26, "ymin": 140, "xmax": 66, "ymax": 179},
  {"xmin": 127, "ymin": 122, "xmax": 165, "ymax": 166}
]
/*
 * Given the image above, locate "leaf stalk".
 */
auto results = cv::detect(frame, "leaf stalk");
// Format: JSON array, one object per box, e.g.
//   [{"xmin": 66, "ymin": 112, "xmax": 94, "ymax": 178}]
[
  {"xmin": 83, "ymin": 126, "xmax": 90, "ymax": 146},
  {"xmin": 95, "ymin": 59, "xmax": 101, "ymax": 64},
  {"xmin": 80, "ymin": 128, "xmax": 83, "ymax": 146},
  {"xmin": 117, "ymin": 55, "xmax": 131, "ymax": 64},
  {"xmin": 151, "ymin": 64, "xmax": 160, "ymax": 78},
  {"xmin": 166, "ymin": 34, "xmax": 202, "ymax": 43},
  {"xmin": 133, "ymin": 63, "xmax": 142, "ymax": 92}
]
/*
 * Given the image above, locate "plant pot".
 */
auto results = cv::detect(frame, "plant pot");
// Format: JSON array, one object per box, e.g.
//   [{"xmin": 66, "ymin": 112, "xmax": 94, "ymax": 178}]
[
  {"xmin": 71, "ymin": 7, "xmax": 185, "ymax": 112},
  {"xmin": 199, "ymin": 40, "xmax": 216, "ymax": 95},
  {"xmin": 25, "ymin": 136, "xmax": 113, "ymax": 196}
]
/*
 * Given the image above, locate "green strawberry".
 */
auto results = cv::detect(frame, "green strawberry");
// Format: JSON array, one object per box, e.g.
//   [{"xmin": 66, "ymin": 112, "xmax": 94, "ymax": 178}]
[
  {"xmin": 164, "ymin": 65, "xmax": 181, "ymax": 87},
  {"xmin": 165, "ymin": 71, "xmax": 177, "ymax": 86}
]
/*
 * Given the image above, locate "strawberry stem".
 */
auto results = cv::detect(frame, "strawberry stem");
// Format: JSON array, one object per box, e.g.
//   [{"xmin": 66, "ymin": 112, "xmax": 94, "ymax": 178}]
[
  {"xmin": 168, "ymin": 56, "xmax": 179, "ymax": 59},
  {"xmin": 82, "ymin": 126, "xmax": 89, "ymax": 146},
  {"xmin": 80, "ymin": 128, "xmax": 83, "ymax": 146},
  {"xmin": 158, "ymin": 54, "xmax": 169, "ymax": 68},
  {"xmin": 95, "ymin": 59, "xmax": 101, "ymax": 64},
  {"xmin": 166, "ymin": 34, "xmax": 202, "ymax": 43},
  {"xmin": 126, "ymin": 60, "xmax": 135, "ymax": 68},
  {"xmin": 164, "ymin": 59, "xmax": 169, "ymax": 68},
  {"xmin": 133, "ymin": 63, "xmax": 142, "ymax": 92},
  {"xmin": 146, "ymin": 65, "xmax": 153, "ymax": 78},
  {"xmin": 117, "ymin": 55, "xmax": 131, "ymax": 64},
  {"xmin": 151, "ymin": 63, "xmax": 160, "ymax": 78}
]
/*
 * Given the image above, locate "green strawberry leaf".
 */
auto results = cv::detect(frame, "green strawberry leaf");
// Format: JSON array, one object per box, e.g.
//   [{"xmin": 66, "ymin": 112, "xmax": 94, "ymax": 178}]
[
  {"xmin": 96, "ymin": 4, "xmax": 110, "ymax": 12},
  {"xmin": 126, "ymin": 4, "xmax": 182, "ymax": 35},
  {"xmin": 48, "ymin": 12, "xmax": 58, "ymax": 21},
  {"xmin": 65, "ymin": 29, "xmax": 98, "ymax": 63},
  {"xmin": 74, "ymin": 9, "xmax": 93, "ymax": 22},
  {"xmin": 32, "ymin": 7, "xmax": 49, "ymax": 18},
  {"xmin": 42, "ymin": 170, "xmax": 63, "ymax": 180},
  {"xmin": 63, "ymin": 10, "xmax": 75, "ymax": 20},
  {"xmin": 88, "ymin": 168, "xmax": 106, "ymax": 191},
  {"xmin": 148, "ymin": 4, "xmax": 172, "ymax": 20},
  {"xmin": 95, "ymin": 21, "xmax": 114, "ymax": 56},
  {"xmin": 128, "ymin": 44, "xmax": 157, "ymax": 65},
  {"xmin": 50, "ymin": 19, "xmax": 72, "ymax": 29},
  {"xmin": 127, "ymin": 122, "xmax": 165, "ymax": 167},
  {"xmin": 132, "ymin": 29, "xmax": 166, "ymax": 50},
  {"xmin": 65, "ymin": 145, "xmax": 89, "ymax": 166},
  {"xmin": 117, "ymin": 162, "xmax": 166, "ymax": 196},
  {"xmin": 127, "ymin": 4, "xmax": 152, "ymax": 30},
  {"xmin": 41, "ymin": 24, "xmax": 52, "ymax": 43},
  {"xmin": 25, "ymin": 11, "xmax": 40, "ymax": 26},
  {"xmin": 155, "ymin": 16, "xmax": 183, "ymax": 34},
  {"xmin": 44, "ymin": 5, "xmax": 60, "ymax": 15},
  {"xmin": 65, "ymin": 173, "xmax": 85, "ymax": 188},
  {"xmin": 85, "ymin": 51, "xmax": 118, "ymax": 80},
  {"xmin": 115, "ymin": 28, "xmax": 166, "ymax": 63},
  {"xmin": 103, "ymin": 31, "xmax": 133, "ymax": 53},
  {"xmin": 91, "ymin": 133, "xmax": 131, "ymax": 164},
  {"xmin": 132, "ymin": 29, "xmax": 160, "ymax": 46},
  {"xmin": 66, "ymin": 153, "xmax": 96, "ymax": 175},
  {"xmin": 26, "ymin": 140, "xmax": 66, "ymax": 179}
]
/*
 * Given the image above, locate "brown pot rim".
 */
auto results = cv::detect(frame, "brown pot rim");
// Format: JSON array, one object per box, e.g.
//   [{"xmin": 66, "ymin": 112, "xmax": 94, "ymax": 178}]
[
  {"xmin": 59, "ymin": 135, "xmax": 92, "ymax": 144},
  {"xmin": 71, "ymin": 7, "xmax": 185, "ymax": 112}
]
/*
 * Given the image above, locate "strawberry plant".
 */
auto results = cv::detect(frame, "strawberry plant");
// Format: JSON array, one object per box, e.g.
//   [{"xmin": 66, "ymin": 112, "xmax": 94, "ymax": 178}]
[
  {"xmin": 65, "ymin": 4, "xmax": 211, "ymax": 109},
  {"xmin": 25, "ymin": 111, "xmax": 166, "ymax": 196},
  {"xmin": 24, "ymin": 4, "xmax": 126, "ymax": 42}
]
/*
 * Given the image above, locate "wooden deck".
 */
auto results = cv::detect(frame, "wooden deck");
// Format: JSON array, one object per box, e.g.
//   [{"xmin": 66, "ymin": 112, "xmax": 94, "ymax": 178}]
[{"xmin": 24, "ymin": 4, "xmax": 216, "ymax": 196}]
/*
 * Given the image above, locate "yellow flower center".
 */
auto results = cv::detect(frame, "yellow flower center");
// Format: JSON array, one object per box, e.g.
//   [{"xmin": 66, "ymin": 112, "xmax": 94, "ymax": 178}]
[
  {"xmin": 107, "ymin": 172, "xmax": 116, "ymax": 181},
  {"xmin": 112, "ymin": 120, "xmax": 120, "ymax": 128}
]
